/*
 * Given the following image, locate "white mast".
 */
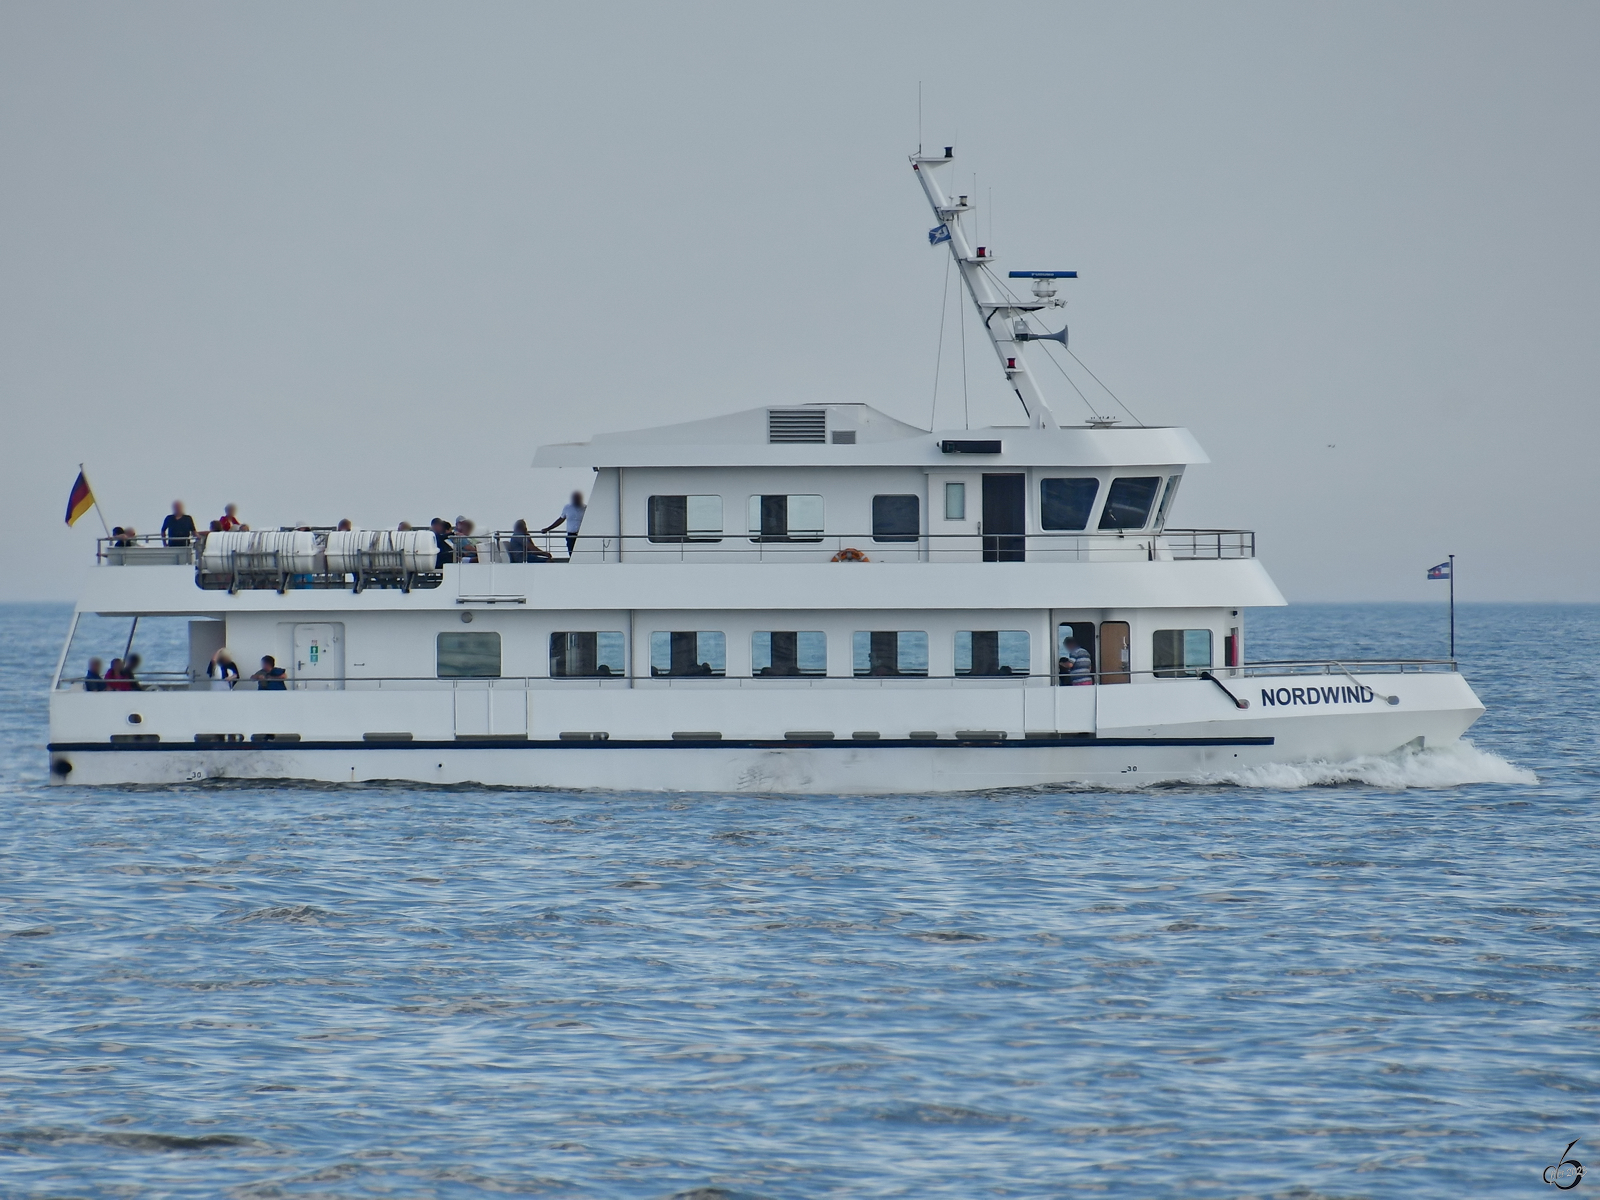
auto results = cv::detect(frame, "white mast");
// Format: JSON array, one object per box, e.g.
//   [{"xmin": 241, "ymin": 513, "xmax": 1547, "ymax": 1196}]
[{"xmin": 912, "ymin": 147, "xmax": 1072, "ymax": 430}]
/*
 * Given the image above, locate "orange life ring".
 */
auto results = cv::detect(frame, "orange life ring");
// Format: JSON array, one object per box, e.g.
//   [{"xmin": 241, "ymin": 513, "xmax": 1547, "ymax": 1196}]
[{"xmin": 830, "ymin": 547, "xmax": 870, "ymax": 562}]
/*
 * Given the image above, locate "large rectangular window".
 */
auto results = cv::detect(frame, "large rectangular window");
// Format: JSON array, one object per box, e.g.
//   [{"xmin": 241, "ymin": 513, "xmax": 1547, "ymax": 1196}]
[
  {"xmin": 437, "ymin": 632, "xmax": 502, "ymax": 678},
  {"xmin": 954, "ymin": 631, "xmax": 1030, "ymax": 676},
  {"xmin": 650, "ymin": 631, "xmax": 726, "ymax": 676},
  {"xmin": 1099, "ymin": 477, "xmax": 1162, "ymax": 530},
  {"xmin": 1152, "ymin": 629, "xmax": 1213, "ymax": 678},
  {"xmin": 752, "ymin": 631, "xmax": 827, "ymax": 677},
  {"xmin": 647, "ymin": 495, "xmax": 723, "ymax": 543},
  {"xmin": 872, "ymin": 495, "xmax": 919, "ymax": 542},
  {"xmin": 549, "ymin": 632, "xmax": 626, "ymax": 677},
  {"xmin": 1039, "ymin": 477, "xmax": 1099, "ymax": 531},
  {"xmin": 852, "ymin": 631, "xmax": 928, "ymax": 677},
  {"xmin": 747, "ymin": 495, "xmax": 824, "ymax": 542}
]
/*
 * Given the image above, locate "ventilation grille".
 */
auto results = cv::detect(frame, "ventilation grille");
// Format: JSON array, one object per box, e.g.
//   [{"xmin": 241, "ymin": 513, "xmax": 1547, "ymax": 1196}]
[{"xmin": 767, "ymin": 408, "xmax": 826, "ymax": 444}]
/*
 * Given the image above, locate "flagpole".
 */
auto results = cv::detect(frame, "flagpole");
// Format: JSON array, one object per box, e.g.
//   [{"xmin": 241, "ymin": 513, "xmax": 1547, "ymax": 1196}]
[
  {"xmin": 1448, "ymin": 553, "xmax": 1455, "ymax": 661},
  {"xmin": 82, "ymin": 463, "xmax": 112, "ymax": 539}
]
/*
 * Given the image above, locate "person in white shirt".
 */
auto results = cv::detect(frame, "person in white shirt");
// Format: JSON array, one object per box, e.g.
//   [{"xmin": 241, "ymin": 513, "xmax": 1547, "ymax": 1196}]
[{"xmin": 542, "ymin": 491, "xmax": 586, "ymax": 558}]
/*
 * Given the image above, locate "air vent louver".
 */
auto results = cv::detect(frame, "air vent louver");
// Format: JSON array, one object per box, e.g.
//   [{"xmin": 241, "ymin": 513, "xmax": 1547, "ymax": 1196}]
[{"xmin": 767, "ymin": 408, "xmax": 826, "ymax": 444}]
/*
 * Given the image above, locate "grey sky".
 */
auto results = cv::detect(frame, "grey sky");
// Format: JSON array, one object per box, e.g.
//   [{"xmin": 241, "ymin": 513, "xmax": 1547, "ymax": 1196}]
[{"xmin": 3, "ymin": 2, "xmax": 1596, "ymax": 602}]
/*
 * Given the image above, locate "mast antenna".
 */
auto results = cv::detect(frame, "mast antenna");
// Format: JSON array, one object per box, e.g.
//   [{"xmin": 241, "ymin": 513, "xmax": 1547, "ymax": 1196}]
[{"xmin": 910, "ymin": 147, "xmax": 1075, "ymax": 429}]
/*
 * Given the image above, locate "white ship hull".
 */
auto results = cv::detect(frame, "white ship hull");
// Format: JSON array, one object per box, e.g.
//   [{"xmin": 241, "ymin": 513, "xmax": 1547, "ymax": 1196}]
[{"xmin": 49, "ymin": 672, "xmax": 1483, "ymax": 792}]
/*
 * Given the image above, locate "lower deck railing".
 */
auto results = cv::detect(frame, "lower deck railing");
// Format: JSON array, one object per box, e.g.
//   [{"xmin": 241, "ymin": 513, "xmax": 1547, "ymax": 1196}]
[{"xmin": 57, "ymin": 659, "xmax": 1459, "ymax": 692}]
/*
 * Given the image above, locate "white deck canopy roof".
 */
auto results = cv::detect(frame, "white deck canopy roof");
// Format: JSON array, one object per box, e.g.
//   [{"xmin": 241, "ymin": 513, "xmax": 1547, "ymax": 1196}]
[{"xmin": 532, "ymin": 403, "xmax": 1209, "ymax": 469}]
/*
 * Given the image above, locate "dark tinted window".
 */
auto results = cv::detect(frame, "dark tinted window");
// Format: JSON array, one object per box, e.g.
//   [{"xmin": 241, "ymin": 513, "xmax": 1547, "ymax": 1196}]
[
  {"xmin": 872, "ymin": 495, "xmax": 919, "ymax": 542},
  {"xmin": 650, "ymin": 632, "xmax": 726, "ymax": 676},
  {"xmin": 648, "ymin": 495, "xmax": 722, "ymax": 542},
  {"xmin": 851, "ymin": 631, "xmax": 928, "ymax": 677},
  {"xmin": 752, "ymin": 631, "xmax": 827, "ymax": 676},
  {"xmin": 1040, "ymin": 478, "xmax": 1099, "ymax": 530},
  {"xmin": 1098, "ymin": 476, "xmax": 1162, "ymax": 529},
  {"xmin": 1153, "ymin": 629, "xmax": 1213, "ymax": 678},
  {"xmin": 549, "ymin": 632, "xmax": 626, "ymax": 677},
  {"xmin": 437, "ymin": 632, "xmax": 501, "ymax": 678},
  {"xmin": 955, "ymin": 631, "xmax": 1030, "ymax": 676}
]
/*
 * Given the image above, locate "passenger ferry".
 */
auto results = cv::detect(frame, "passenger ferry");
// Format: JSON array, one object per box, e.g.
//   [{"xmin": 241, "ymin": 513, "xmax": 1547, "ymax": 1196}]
[{"xmin": 47, "ymin": 149, "xmax": 1484, "ymax": 792}]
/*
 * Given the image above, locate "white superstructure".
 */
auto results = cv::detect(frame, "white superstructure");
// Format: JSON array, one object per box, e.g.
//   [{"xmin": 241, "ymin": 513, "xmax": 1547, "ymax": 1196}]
[{"xmin": 46, "ymin": 149, "xmax": 1483, "ymax": 791}]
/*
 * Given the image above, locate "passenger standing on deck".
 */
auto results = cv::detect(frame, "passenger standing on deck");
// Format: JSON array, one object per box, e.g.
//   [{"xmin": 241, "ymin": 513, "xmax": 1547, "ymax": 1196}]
[
  {"xmin": 430, "ymin": 518, "xmax": 453, "ymax": 568},
  {"xmin": 251, "ymin": 656, "xmax": 288, "ymax": 690},
  {"xmin": 208, "ymin": 647, "xmax": 240, "ymax": 690},
  {"xmin": 84, "ymin": 658, "xmax": 105, "ymax": 692},
  {"xmin": 217, "ymin": 504, "xmax": 247, "ymax": 532},
  {"xmin": 453, "ymin": 517, "xmax": 479, "ymax": 563},
  {"xmin": 542, "ymin": 491, "xmax": 585, "ymax": 558},
  {"xmin": 161, "ymin": 502, "xmax": 197, "ymax": 547},
  {"xmin": 1062, "ymin": 637, "xmax": 1093, "ymax": 685}
]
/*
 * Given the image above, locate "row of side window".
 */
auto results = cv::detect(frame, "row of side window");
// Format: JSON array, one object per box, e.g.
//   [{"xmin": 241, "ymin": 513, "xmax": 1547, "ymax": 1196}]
[
  {"xmin": 437, "ymin": 631, "xmax": 1030, "ymax": 679},
  {"xmin": 646, "ymin": 476, "xmax": 1183, "ymax": 542},
  {"xmin": 647, "ymin": 494, "xmax": 917, "ymax": 543},
  {"xmin": 441, "ymin": 626, "xmax": 1217, "ymax": 680}
]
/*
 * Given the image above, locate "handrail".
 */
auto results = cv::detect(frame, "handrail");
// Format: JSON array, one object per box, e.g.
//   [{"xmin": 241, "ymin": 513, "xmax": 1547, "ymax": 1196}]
[
  {"xmin": 95, "ymin": 527, "xmax": 1257, "ymax": 566},
  {"xmin": 56, "ymin": 659, "xmax": 1456, "ymax": 691}
]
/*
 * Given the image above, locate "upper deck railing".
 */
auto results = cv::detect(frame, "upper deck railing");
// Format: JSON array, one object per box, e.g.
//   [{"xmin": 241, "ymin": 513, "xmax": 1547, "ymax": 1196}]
[{"xmin": 94, "ymin": 527, "xmax": 1256, "ymax": 588}]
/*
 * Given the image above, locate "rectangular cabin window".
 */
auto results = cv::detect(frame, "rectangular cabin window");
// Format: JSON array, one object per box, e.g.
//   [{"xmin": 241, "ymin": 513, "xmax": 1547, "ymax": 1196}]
[
  {"xmin": 1152, "ymin": 629, "xmax": 1213, "ymax": 678},
  {"xmin": 752, "ymin": 631, "xmax": 827, "ymax": 677},
  {"xmin": 944, "ymin": 481, "xmax": 966, "ymax": 521},
  {"xmin": 1152, "ymin": 475, "xmax": 1182, "ymax": 530},
  {"xmin": 647, "ymin": 495, "xmax": 723, "ymax": 543},
  {"xmin": 1039, "ymin": 478, "xmax": 1099, "ymax": 531},
  {"xmin": 1098, "ymin": 476, "xmax": 1163, "ymax": 530},
  {"xmin": 872, "ymin": 495, "xmax": 919, "ymax": 542},
  {"xmin": 852, "ymin": 631, "xmax": 928, "ymax": 677},
  {"xmin": 549, "ymin": 632, "xmax": 625, "ymax": 678},
  {"xmin": 747, "ymin": 495, "xmax": 824, "ymax": 542},
  {"xmin": 437, "ymin": 632, "xmax": 501, "ymax": 678},
  {"xmin": 650, "ymin": 631, "xmax": 726, "ymax": 677},
  {"xmin": 954, "ymin": 631, "xmax": 1031, "ymax": 676}
]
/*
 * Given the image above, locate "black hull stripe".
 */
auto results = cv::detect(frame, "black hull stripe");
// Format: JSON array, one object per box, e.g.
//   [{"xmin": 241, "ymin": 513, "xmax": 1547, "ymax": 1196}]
[{"xmin": 50, "ymin": 736, "xmax": 1274, "ymax": 753}]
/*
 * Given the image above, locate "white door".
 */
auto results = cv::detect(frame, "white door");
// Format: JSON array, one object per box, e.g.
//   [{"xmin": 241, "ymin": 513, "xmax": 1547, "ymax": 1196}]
[{"xmin": 292, "ymin": 623, "xmax": 344, "ymax": 691}]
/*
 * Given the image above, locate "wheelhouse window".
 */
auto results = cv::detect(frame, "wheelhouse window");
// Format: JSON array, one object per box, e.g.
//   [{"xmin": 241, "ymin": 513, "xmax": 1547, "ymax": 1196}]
[
  {"xmin": 651, "ymin": 631, "xmax": 726, "ymax": 676},
  {"xmin": 944, "ymin": 481, "xmax": 966, "ymax": 521},
  {"xmin": 1152, "ymin": 475, "xmax": 1182, "ymax": 530},
  {"xmin": 872, "ymin": 495, "xmax": 919, "ymax": 543},
  {"xmin": 648, "ymin": 495, "xmax": 723, "ymax": 543},
  {"xmin": 747, "ymin": 495, "xmax": 824, "ymax": 542},
  {"xmin": 437, "ymin": 632, "xmax": 501, "ymax": 678},
  {"xmin": 752, "ymin": 631, "xmax": 827, "ymax": 676},
  {"xmin": 1040, "ymin": 478, "xmax": 1099, "ymax": 531},
  {"xmin": 852, "ymin": 631, "xmax": 928, "ymax": 677},
  {"xmin": 1098, "ymin": 476, "xmax": 1162, "ymax": 530},
  {"xmin": 1152, "ymin": 629, "xmax": 1213, "ymax": 678},
  {"xmin": 549, "ymin": 632, "xmax": 626, "ymax": 677},
  {"xmin": 954, "ymin": 631, "xmax": 1030, "ymax": 676}
]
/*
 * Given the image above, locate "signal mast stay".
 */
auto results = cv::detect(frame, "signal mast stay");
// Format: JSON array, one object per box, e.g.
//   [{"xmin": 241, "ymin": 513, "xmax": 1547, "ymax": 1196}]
[{"xmin": 912, "ymin": 146, "xmax": 1077, "ymax": 430}]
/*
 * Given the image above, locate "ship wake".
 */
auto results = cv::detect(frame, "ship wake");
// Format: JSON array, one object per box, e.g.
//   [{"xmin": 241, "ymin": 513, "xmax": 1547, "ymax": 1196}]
[{"xmin": 1187, "ymin": 738, "xmax": 1536, "ymax": 790}]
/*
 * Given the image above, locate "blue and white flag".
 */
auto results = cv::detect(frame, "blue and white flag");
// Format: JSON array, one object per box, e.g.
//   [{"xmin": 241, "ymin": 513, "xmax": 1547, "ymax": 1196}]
[
  {"xmin": 928, "ymin": 223, "xmax": 951, "ymax": 246},
  {"xmin": 1427, "ymin": 561, "xmax": 1451, "ymax": 580}
]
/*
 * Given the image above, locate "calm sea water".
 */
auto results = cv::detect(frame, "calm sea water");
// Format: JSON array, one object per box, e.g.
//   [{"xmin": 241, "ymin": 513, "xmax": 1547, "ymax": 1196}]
[{"xmin": 1, "ymin": 602, "xmax": 1595, "ymax": 1198}]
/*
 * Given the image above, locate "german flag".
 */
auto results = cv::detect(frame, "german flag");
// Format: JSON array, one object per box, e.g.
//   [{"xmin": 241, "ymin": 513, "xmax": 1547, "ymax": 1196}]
[{"xmin": 65, "ymin": 470, "xmax": 95, "ymax": 527}]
